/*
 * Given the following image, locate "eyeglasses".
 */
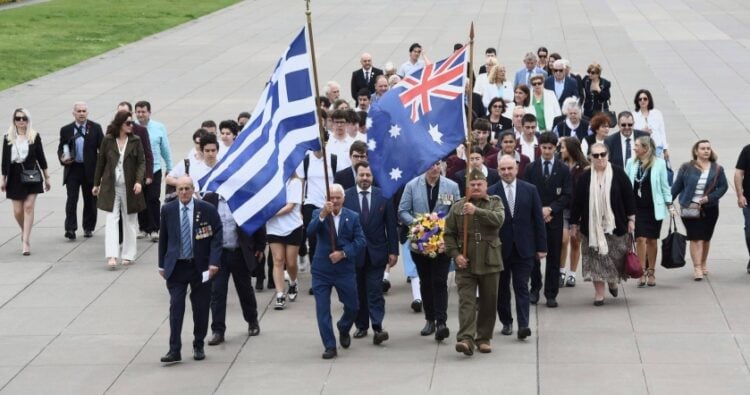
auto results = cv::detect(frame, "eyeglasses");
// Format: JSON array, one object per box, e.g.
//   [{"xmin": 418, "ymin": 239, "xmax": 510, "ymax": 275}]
[
  {"xmin": 14, "ymin": 116, "xmax": 28, "ymax": 122},
  {"xmin": 553, "ymin": 69, "xmax": 564, "ymax": 73},
  {"xmin": 491, "ymin": 105, "xmax": 504, "ymax": 109},
  {"xmin": 588, "ymin": 71, "xmax": 599, "ymax": 75},
  {"xmin": 591, "ymin": 152, "xmax": 608, "ymax": 159},
  {"xmin": 531, "ymin": 82, "xmax": 542, "ymax": 86},
  {"xmin": 124, "ymin": 121, "xmax": 133, "ymax": 126},
  {"xmin": 638, "ymin": 97, "xmax": 649, "ymax": 102},
  {"xmin": 620, "ymin": 123, "xmax": 633, "ymax": 127},
  {"xmin": 538, "ymin": 54, "xmax": 548, "ymax": 58}
]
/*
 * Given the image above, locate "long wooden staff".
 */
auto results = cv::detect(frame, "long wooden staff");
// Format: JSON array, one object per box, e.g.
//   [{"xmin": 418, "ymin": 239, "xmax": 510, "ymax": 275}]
[{"xmin": 462, "ymin": 22, "xmax": 475, "ymax": 257}]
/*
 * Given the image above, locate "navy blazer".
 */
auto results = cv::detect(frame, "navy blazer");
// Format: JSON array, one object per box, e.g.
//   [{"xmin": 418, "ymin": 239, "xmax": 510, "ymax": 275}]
[
  {"xmin": 158, "ymin": 198, "xmax": 223, "ymax": 280},
  {"xmin": 308, "ymin": 207, "xmax": 367, "ymax": 274},
  {"xmin": 605, "ymin": 130, "xmax": 648, "ymax": 168},
  {"xmin": 57, "ymin": 120, "xmax": 104, "ymax": 185},
  {"xmin": 334, "ymin": 166, "xmax": 379, "ymax": 191},
  {"xmin": 523, "ymin": 158, "xmax": 572, "ymax": 228},
  {"xmin": 350, "ymin": 67, "xmax": 384, "ymax": 99},
  {"xmin": 488, "ymin": 180, "xmax": 547, "ymax": 260},
  {"xmin": 343, "ymin": 186, "xmax": 399, "ymax": 268},
  {"xmin": 544, "ymin": 76, "xmax": 579, "ymax": 108}
]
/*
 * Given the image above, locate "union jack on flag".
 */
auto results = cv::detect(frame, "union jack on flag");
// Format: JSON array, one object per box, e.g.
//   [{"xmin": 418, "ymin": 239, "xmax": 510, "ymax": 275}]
[
  {"xmin": 366, "ymin": 45, "xmax": 468, "ymax": 198},
  {"xmin": 398, "ymin": 45, "xmax": 467, "ymax": 122}
]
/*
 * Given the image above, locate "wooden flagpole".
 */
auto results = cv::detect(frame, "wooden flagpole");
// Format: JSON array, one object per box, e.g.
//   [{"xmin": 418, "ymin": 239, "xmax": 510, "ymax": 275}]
[
  {"xmin": 305, "ymin": 0, "xmax": 336, "ymax": 247},
  {"xmin": 462, "ymin": 22, "xmax": 475, "ymax": 257}
]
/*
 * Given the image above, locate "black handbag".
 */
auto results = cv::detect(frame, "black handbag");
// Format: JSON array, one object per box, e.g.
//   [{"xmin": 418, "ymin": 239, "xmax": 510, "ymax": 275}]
[
  {"xmin": 15, "ymin": 144, "xmax": 42, "ymax": 185},
  {"xmin": 661, "ymin": 216, "xmax": 686, "ymax": 269}
]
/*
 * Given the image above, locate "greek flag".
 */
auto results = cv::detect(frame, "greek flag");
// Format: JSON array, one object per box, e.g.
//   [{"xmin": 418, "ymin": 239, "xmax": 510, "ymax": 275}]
[{"xmin": 200, "ymin": 27, "xmax": 321, "ymax": 235}]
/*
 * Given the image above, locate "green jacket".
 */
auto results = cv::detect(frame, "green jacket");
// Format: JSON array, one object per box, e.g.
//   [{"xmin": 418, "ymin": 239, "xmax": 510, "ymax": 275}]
[
  {"xmin": 94, "ymin": 134, "xmax": 146, "ymax": 214},
  {"xmin": 444, "ymin": 195, "xmax": 505, "ymax": 274}
]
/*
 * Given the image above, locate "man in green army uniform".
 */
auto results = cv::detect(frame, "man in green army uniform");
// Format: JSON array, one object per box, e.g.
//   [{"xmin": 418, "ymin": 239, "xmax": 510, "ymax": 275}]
[{"xmin": 444, "ymin": 169, "xmax": 504, "ymax": 356}]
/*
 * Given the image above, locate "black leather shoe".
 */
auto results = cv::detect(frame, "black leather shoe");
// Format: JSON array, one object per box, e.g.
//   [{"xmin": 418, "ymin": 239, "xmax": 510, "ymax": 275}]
[
  {"xmin": 339, "ymin": 331, "xmax": 351, "ymax": 349},
  {"xmin": 308, "ymin": 288, "xmax": 314, "ymax": 295},
  {"xmin": 193, "ymin": 347, "xmax": 205, "ymax": 361},
  {"xmin": 411, "ymin": 299, "xmax": 422, "ymax": 313},
  {"xmin": 64, "ymin": 231, "xmax": 76, "ymax": 240},
  {"xmin": 517, "ymin": 327, "xmax": 531, "ymax": 340},
  {"xmin": 322, "ymin": 348, "xmax": 337, "ymax": 359},
  {"xmin": 267, "ymin": 279, "xmax": 275, "ymax": 289},
  {"xmin": 255, "ymin": 280, "xmax": 264, "ymax": 291},
  {"xmin": 608, "ymin": 286, "xmax": 619, "ymax": 298},
  {"xmin": 353, "ymin": 328, "xmax": 368, "ymax": 338},
  {"xmin": 501, "ymin": 324, "xmax": 512, "ymax": 336},
  {"xmin": 160, "ymin": 351, "xmax": 181, "ymax": 363},
  {"xmin": 420, "ymin": 321, "xmax": 435, "ymax": 336},
  {"xmin": 373, "ymin": 330, "xmax": 389, "ymax": 345},
  {"xmin": 382, "ymin": 278, "xmax": 391, "ymax": 293},
  {"xmin": 594, "ymin": 299, "xmax": 605, "ymax": 306},
  {"xmin": 546, "ymin": 298, "xmax": 558, "ymax": 308},
  {"xmin": 746, "ymin": 260, "xmax": 750, "ymax": 274},
  {"xmin": 530, "ymin": 290, "xmax": 539, "ymax": 305},
  {"xmin": 207, "ymin": 333, "xmax": 224, "ymax": 346},
  {"xmin": 435, "ymin": 324, "xmax": 449, "ymax": 342},
  {"xmin": 83, "ymin": 230, "xmax": 93, "ymax": 238},
  {"xmin": 248, "ymin": 322, "xmax": 260, "ymax": 336}
]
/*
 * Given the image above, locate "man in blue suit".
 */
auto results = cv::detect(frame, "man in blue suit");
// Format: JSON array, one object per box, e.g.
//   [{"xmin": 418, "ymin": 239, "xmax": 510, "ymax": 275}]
[
  {"xmin": 544, "ymin": 59, "xmax": 579, "ymax": 108},
  {"xmin": 158, "ymin": 175, "xmax": 223, "ymax": 364},
  {"xmin": 309, "ymin": 184, "xmax": 367, "ymax": 359},
  {"xmin": 514, "ymin": 52, "xmax": 548, "ymax": 88},
  {"xmin": 489, "ymin": 155, "xmax": 547, "ymax": 340},
  {"xmin": 344, "ymin": 162, "xmax": 398, "ymax": 345}
]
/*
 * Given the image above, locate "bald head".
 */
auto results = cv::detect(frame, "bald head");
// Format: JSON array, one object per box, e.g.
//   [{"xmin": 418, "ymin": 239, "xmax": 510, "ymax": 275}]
[
  {"xmin": 360, "ymin": 53, "xmax": 373, "ymax": 70},
  {"xmin": 177, "ymin": 175, "xmax": 195, "ymax": 204},
  {"xmin": 497, "ymin": 155, "xmax": 518, "ymax": 183}
]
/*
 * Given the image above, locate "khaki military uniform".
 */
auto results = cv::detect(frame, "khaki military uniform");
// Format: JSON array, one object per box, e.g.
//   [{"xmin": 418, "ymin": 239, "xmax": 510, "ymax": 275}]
[{"xmin": 444, "ymin": 191, "xmax": 504, "ymax": 348}]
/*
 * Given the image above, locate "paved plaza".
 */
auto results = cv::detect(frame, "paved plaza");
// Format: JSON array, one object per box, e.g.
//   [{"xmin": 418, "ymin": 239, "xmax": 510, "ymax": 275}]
[{"xmin": 1, "ymin": 0, "xmax": 750, "ymax": 393}]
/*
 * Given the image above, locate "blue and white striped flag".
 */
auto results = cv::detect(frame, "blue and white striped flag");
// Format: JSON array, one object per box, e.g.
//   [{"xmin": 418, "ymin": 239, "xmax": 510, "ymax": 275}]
[{"xmin": 199, "ymin": 27, "xmax": 321, "ymax": 235}]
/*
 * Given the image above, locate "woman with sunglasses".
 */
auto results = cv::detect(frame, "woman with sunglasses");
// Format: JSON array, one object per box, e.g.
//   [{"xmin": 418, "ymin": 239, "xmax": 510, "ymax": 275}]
[
  {"xmin": 92, "ymin": 111, "xmax": 146, "ymax": 269},
  {"xmin": 529, "ymin": 74, "xmax": 561, "ymax": 132},
  {"xmin": 582, "ymin": 63, "xmax": 612, "ymax": 119},
  {"xmin": 483, "ymin": 97, "xmax": 512, "ymax": 142},
  {"xmin": 671, "ymin": 140, "xmax": 728, "ymax": 280},
  {"xmin": 570, "ymin": 143, "xmax": 636, "ymax": 306},
  {"xmin": 633, "ymin": 89, "xmax": 669, "ymax": 160},
  {"xmin": 1, "ymin": 109, "xmax": 51, "ymax": 255}
]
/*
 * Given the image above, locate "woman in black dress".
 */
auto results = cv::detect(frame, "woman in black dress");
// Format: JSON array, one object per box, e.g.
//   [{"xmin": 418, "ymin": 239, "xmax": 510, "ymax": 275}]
[
  {"xmin": 1, "ymin": 109, "xmax": 51, "ymax": 255},
  {"xmin": 625, "ymin": 136, "xmax": 674, "ymax": 286}
]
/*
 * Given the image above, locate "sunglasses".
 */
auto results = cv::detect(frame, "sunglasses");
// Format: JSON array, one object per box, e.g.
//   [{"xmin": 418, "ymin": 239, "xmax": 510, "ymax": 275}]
[
  {"xmin": 638, "ymin": 97, "xmax": 649, "ymax": 101},
  {"xmin": 14, "ymin": 116, "xmax": 28, "ymax": 122},
  {"xmin": 531, "ymin": 82, "xmax": 543, "ymax": 86},
  {"xmin": 620, "ymin": 123, "xmax": 633, "ymax": 127},
  {"xmin": 591, "ymin": 152, "xmax": 608, "ymax": 159},
  {"xmin": 124, "ymin": 120, "xmax": 133, "ymax": 126},
  {"xmin": 553, "ymin": 69, "xmax": 564, "ymax": 72},
  {"xmin": 538, "ymin": 54, "xmax": 548, "ymax": 58},
  {"xmin": 588, "ymin": 71, "xmax": 599, "ymax": 75}
]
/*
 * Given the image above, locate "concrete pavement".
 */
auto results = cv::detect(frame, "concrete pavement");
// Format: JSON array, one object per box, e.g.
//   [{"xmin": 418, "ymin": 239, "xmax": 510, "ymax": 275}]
[{"xmin": 0, "ymin": 0, "xmax": 749, "ymax": 393}]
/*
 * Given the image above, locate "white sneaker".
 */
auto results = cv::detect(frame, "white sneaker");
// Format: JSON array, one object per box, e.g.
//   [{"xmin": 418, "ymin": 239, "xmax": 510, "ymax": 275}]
[
  {"xmin": 274, "ymin": 295, "xmax": 287, "ymax": 310},
  {"xmin": 151, "ymin": 233, "xmax": 159, "ymax": 242},
  {"xmin": 137, "ymin": 231, "xmax": 148, "ymax": 239}
]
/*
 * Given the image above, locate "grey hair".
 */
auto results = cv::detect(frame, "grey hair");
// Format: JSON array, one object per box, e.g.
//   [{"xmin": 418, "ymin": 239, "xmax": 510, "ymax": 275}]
[
  {"xmin": 523, "ymin": 52, "xmax": 538, "ymax": 62},
  {"xmin": 324, "ymin": 81, "xmax": 341, "ymax": 96},
  {"xmin": 384, "ymin": 62, "xmax": 396, "ymax": 73},
  {"xmin": 329, "ymin": 183, "xmax": 345, "ymax": 196},
  {"xmin": 561, "ymin": 97, "xmax": 581, "ymax": 114},
  {"xmin": 553, "ymin": 59, "xmax": 565, "ymax": 69},
  {"xmin": 73, "ymin": 101, "xmax": 87, "ymax": 111}
]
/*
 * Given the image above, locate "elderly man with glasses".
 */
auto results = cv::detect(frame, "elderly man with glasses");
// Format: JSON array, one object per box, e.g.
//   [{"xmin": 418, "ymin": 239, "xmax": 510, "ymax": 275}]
[{"xmin": 544, "ymin": 59, "xmax": 579, "ymax": 108}]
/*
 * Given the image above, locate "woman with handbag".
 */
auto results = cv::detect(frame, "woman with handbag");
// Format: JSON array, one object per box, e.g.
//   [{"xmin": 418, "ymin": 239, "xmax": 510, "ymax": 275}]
[
  {"xmin": 1, "ymin": 109, "xmax": 51, "ymax": 256},
  {"xmin": 570, "ymin": 143, "xmax": 636, "ymax": 306},
  {"xmin": 625, "ymin": 136, "xmax": 675, "ymax": 287},
  {"xmin": 92, "ymin": 111, "xmax": 146, "ymax": 269},
  {"xmin": 671, "ymin": 140, "xmax": 728, "ymax": 280},
  {"xmin": 581, "ymin": 63, "xmax": 612, "ymax": 119}
]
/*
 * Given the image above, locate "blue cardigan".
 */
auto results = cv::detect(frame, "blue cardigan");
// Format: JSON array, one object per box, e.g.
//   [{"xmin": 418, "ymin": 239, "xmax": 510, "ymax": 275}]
[
  {"xmin": 670, "ymin": 162, "xmax": 728, "ymax": 208},
  {"xmin": 625, "ymin": 157, "xmax": 672, "ymax": 221}
]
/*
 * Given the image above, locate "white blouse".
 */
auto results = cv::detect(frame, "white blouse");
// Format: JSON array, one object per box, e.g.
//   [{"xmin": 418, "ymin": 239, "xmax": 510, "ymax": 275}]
[
  {"xmin": 634, "ymin": 109, "xmax": 668, "ymax": 153},
  {"xmin": 11, "ymin": 137, "xmax": 29, "ymax": 163}
]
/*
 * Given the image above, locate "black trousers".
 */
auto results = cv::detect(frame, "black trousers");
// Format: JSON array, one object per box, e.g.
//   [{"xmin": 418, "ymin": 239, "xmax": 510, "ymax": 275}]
[
  {"xmin": 167, "ymin": 260, "xmax": 211, "ymax": 354},
  {"xmin": 354, "ymin": 253, "xmax": 386, "ymax": 331},
  {"xmin": 530, "ymin": 223, "xmax": 562, "ymax": 300},
  {"xmin": 210, "ymin": 249, "xmax": 258, "ymax": 334},
  {"xmin": 299, "ymin": 204, "xmax": 318, "ymax": 260},
  {"xmin": 64, "ymin": 163, "xmax": 97, "ymax": 232},
  {"xmin": 498, "ymin": 245, "xmax": 533, "ymax": 328},
  {"xmin": 138, "ymin": 170, "xmax": 162, "ymax": 233},
  {"xmin": 412, "ymin": 252, "xmax": 450, "ymax": 324}
]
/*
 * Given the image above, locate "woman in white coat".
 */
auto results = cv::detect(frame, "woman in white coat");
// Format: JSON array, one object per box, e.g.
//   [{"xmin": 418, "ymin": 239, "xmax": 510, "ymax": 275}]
[{"xmin": 529, "ymin": 74, "xmax": 561, "ymax": 132}]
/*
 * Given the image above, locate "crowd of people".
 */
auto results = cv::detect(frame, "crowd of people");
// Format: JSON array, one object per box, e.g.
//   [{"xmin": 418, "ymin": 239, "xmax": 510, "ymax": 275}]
[{"xmin": 3, "ymin": 43, "xmax": 748, "ymax": 362}]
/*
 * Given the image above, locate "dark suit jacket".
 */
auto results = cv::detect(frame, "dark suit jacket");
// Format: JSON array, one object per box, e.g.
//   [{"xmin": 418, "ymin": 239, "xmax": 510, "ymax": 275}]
[
  {"xmin": 201, "ymin": 192, "xmax": 266, "ymax": 273},
  {"xmin": 523, "ymin": 158, "xmax": 572, "ymax": 229},
  {"xmin": 553, "ymin": 119, "xmax": 590, "ymax": 141},
  {"xmin": 350, "ymin": 67, "xmax": 384, "ymax": 99},
  {"xmin": 131, "ymin": 123, "xmax": 154, "ymax": 179},
  {"xmin": 57, "ymin": 120, "xmax": 104, "ymax": 185},
  {"xmin": 93, "ymin": 134, "xmax": 146, "ymax": 214},
  {"xmin": 343, "ymin": 186, "xmax": 398, "ymax": 268},
  {"xmin": 453, "ymin": 168, "xmax": 500, "ymax": 197},
  {"xmin": 158, "ymin": 198, "xmax": 224, "ymax": 280},
  {"xmin": 1, "ymin": 134, "xmax": 49, "ymax": 176},
  {"xmin": 334, "ymin": 166, "xmax": 378, "ymax": 191},
  {"xmin": 544, "ymin": 76, "xmax": 579, "ymax": 108},
  {"xmin": 604, "ymin": 130, "xmax": 648, "ymax": 168},
  {"xmin": 308, "ymin": 207, "xmax": 367, "ymax": 274},
  {"xmin": 488, "ymin": 180, "xmax": 547, "ymax": 260}
]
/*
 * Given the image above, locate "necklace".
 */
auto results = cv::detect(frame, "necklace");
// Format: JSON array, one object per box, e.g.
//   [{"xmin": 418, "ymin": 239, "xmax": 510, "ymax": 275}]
[{"xmin": 634, "ymin": 164, "xmax": 648, "ymax": 198}]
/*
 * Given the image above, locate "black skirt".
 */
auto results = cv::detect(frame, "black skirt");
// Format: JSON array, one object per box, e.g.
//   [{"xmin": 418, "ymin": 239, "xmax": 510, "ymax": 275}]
[
  {"xmin": 683, "ymin": 205, "xmax": 719, "ymax": 241},
  {"xmin": 634, "ymin": 205, "xmax": 662, "ymax": 239},
  {"xmin": 5, "ymin": 162, "xmax": 44, "ymax": 200},
  {"xmin": 266, "ymin": 226, "xmax": 303, "ymax": 246}
]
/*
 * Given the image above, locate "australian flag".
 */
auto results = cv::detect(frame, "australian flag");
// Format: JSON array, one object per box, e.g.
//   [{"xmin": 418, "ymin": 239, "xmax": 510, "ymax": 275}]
[{"xmin": 366, "ymin": 45, "xmax": 467, "ymax": 198}]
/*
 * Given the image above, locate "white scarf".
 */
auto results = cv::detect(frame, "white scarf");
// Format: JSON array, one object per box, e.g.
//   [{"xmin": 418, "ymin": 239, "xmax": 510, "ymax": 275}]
[{"xmin": 588, "ymin": 165, "xmax": 616, "ymax": 255}]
